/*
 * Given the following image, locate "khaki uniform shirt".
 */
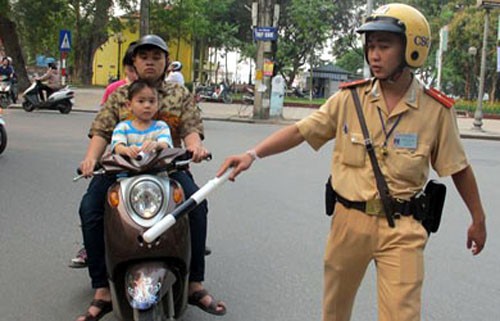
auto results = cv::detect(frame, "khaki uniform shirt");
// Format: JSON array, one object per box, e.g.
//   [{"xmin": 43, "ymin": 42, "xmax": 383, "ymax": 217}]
[
  {"xmin": 296, "ymin": 77, "xmax": 468, "ymax": 201},
  {"xmin": 89, "ymin": 81, "xmax": 203, "ymax": 148}
]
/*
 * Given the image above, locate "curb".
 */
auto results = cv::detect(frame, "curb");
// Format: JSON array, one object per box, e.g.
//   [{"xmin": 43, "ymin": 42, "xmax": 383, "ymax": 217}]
[{"xmin": 7, "ymin": 105, "xmax": 500, "ymax": 141}]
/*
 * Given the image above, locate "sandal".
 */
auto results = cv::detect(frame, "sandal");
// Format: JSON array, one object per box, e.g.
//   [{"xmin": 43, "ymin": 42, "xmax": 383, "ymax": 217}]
[
  {"xmin": 188, "ymin": 289, "xmax": 226, "ymax": 316},
  {"xmin": 77, "ymin": 299, "xmax": 112, "ymax": 321}
]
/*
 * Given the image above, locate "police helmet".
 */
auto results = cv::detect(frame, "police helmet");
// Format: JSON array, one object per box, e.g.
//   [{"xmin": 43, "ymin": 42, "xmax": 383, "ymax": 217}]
[
  {"xmin": 133, "ymin": 35, "xmax": 169, "ymax": 57},
  {"xmin": 170, "ymin": 61, "xmax": 182, "ymax": 72},
  {"xmin": 356, "ymin": 3, "xmax": 431, "ymax": 68}
]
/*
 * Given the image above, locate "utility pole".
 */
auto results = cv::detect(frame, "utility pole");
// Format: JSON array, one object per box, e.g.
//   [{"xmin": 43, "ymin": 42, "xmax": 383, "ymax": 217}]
[
  {"xmin": 363, "ymin": 0, "xmax": 374, "ymax": 78},
  {"xmin": 140, "ymin": 0, "xmax": 150, "ymax": 36},
  {"xmin": 253, "ymin": 0, "xmax": 275, "ymax": 119},
  {"xmin": 474, "ymin": 1, "xmax": 500, "ymax": 131}
]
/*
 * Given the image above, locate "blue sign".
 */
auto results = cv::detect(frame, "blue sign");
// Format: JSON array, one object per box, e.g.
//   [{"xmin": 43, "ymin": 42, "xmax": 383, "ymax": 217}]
[
  {"xmin": 253, "ymin": 27, "xmax": 278, "ymax": 41},
  {"xmin": 59, "ymin": 30, "xmax": 72, "ymax": 52}
]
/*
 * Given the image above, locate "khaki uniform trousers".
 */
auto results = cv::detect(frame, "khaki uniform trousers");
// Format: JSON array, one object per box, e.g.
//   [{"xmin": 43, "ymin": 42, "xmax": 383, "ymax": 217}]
[{"xmin": 322, "ymin": 203, "xmax": 428, "ymax": 321}]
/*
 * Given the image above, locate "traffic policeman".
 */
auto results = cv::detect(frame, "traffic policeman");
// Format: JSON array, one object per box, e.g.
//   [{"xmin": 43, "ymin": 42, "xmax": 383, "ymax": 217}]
[{"xmin": 216, "ymin": 3, "xmax": 487, "ymax": 321}]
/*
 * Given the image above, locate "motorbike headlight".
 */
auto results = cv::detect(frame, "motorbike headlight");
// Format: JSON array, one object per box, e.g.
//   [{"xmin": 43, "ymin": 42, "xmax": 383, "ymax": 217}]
[{"xmin": 129, "ymin": 180, "xmax": 163, "ymax": 219}]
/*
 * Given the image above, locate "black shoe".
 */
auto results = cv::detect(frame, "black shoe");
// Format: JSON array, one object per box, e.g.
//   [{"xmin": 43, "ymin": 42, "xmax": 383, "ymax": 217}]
[{"xmin": 205, "ymin": 246, "xmax": 212, "ymax": 256}]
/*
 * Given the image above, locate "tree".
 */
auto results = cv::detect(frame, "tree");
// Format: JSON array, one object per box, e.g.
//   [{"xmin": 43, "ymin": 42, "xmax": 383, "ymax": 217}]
[
  {"xmin": 0, "ymin": 0, "xmax": 30, "ymax": 90},
  {"xmin": 274, "ymin": 0, "xmax": 335, "ymax": 86}
]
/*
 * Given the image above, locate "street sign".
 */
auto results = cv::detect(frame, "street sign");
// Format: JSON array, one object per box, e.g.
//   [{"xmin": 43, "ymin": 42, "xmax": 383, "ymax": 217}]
[
  {"xmin": 253, "ymin": 27, "xmax": 278, "ymax": 41},
  {"xmin": 59, "ymin": 30, "xmax": 72, "ymax": 52},
  {"xmin": 478, "ymin": 0, "xmax": 500, "ymax": 8}
]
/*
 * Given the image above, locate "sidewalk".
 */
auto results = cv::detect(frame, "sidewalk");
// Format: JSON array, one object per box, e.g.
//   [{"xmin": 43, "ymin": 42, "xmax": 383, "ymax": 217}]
[{"xmin": 52, "ymin": 87, "xmax": 500, "ymax": 141}]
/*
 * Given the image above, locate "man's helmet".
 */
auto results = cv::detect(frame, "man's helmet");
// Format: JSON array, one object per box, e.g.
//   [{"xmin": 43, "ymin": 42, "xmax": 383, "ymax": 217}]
[
  {"xmin": 170, "ymin": 61, "xmax": 182, "ymax": 71},
  {"xmin": 122, "ymin": 41, "xmax": 136, "ymax": 67},
  {"xmin": 133, "ymin": 34, "xmax": 169, "ymax": 57},
  {"xmin": 356, "ymin": 3, "xmax": 431, "ymax": 68}
]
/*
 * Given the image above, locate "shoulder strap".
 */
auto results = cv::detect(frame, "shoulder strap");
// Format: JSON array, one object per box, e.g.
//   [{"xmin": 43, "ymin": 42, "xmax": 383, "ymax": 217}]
[
  {"xmin": 339, "ymin": 78, "xmax": 371, "ymax": 90},
  {"xmin": 349, "ymin": 88, "xmax": 395, "ymax": 228},
  {"xmin": 424, "ymin": 87, "xmax": 454, "ymax": 109}
]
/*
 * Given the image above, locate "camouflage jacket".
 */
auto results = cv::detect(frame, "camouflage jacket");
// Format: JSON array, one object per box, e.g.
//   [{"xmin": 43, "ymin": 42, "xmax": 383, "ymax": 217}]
[{"xmin": 89, "ymin": 81, "xmax": 204, "ymax": 148}]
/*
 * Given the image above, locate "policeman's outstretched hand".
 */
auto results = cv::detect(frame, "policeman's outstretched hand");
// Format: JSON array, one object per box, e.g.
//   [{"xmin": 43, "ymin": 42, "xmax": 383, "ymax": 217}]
[
  {"xmin": 217, "ymin": 153, "xmax": 253, "ymax": 181},
  {"xmin": 467, "ymin": 220, "xmax": 486, "ymax": 255}
]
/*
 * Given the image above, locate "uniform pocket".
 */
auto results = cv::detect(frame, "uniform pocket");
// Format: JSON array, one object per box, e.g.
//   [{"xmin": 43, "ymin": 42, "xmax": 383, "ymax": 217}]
[
  {"xmin": 392, "ymin": 144, "xmax": 430, "ymax": 186},
  {"xmin": 341, "ymin": 132, "xmax": 366, "ymax": 167}
]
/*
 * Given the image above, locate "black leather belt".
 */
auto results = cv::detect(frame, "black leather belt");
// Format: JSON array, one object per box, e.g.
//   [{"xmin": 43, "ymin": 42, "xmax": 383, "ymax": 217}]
[{"xmin": 336, "ymin": 193, "xmax": 412, "ymax": 217}]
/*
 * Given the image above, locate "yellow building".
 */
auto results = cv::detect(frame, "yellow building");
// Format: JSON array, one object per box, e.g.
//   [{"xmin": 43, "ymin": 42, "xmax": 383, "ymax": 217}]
[{"xmin": 92, "ymin": 27, "xmax": 194, "ymax": 86}]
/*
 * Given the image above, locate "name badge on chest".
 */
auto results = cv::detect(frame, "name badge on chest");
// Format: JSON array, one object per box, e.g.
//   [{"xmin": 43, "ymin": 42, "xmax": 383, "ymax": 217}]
[{"xmin": 393, "ymin": 133, "xmax": 418, "ymax": 149}]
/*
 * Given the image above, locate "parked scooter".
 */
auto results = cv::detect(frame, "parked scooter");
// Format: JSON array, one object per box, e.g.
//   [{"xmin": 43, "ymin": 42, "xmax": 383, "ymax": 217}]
[
  {"xmin": 74, "ymin": 148, "xmax": 230, "ymax": 321},
  {"xmin": 242, "ymin": 85, "xmax": 255, "ymax": 105},
  {"xmin": 22, "ymin": 80, "xmax": 74, "ymax": 114},
  {"xmin": 0, "ymin": 75, "xmax": 13, "ymax": 107},
  {"xmin": 195, "ymin": 82, "xmax": 233, "ymax": 104},
  {"xmin": 0, "ymin": 107, "xmax": 7, "ymax": 155}
]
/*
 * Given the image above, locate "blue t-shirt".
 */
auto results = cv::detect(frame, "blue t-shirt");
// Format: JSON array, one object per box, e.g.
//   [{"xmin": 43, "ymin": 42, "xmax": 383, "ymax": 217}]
[{"xmin": 111, "ymin": 120, "xmax": 173, "ymax": 151}]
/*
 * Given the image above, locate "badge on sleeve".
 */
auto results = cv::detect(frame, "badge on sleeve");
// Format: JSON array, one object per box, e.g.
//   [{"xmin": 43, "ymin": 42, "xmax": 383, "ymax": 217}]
[{"xmin": 393, "ymin": 133, "xmax": 418, "ymax": 149}]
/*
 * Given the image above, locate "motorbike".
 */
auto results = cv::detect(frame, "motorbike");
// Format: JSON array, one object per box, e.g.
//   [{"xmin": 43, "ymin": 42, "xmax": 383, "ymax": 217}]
[
  {"xmin": 21, "ymin": 80, "xmax": 74, "ymax": 114},
  {"xmin": 195, "ymin": 82, "xmax": 233, "ymax": 104},
  {"xmin": 0, "ymin": 107, "xmax": 6, "ymax": 155},
  {"xmin": 0, "ymin": 75, "xmax": 13, "ymax": 107},
  {"xmin": 242, "ymin": 85, "xmax": 255, "ymax": 105},
  {"xmin": 74, "ymin": 148, "xmax": 230, "ymax": 321}
]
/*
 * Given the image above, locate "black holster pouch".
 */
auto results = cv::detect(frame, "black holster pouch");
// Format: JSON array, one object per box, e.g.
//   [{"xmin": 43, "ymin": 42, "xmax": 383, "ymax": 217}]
[
  {"xmin": 325, "ymin": 175, "xmax": 337, "ymax": 216},
  {"xmin": 411, "ymin": 180, "xmax": 447, "ymax": 234}
]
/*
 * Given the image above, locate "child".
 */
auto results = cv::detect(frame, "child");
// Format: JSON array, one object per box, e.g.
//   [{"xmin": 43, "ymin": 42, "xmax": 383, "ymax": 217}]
[{"xmin": 111, "ymin": 79, "xmax": 173, "ymax": 158}]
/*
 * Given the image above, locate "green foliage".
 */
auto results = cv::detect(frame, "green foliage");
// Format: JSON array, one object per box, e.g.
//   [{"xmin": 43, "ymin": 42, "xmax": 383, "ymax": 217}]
[
  {"xmin": 455, "ymin": 100, "xmax": 500, "ymax": 115},
  {"xmin": 12, "ymin": 0, "xmax": 72, "ymax": 63},
  {"xmin": 335, "ymin": 49, "xmax": 364, "ymax": 75},
  {"xmin": 276, "ymin": 0, "xmax": 335, "ymax": 84}
]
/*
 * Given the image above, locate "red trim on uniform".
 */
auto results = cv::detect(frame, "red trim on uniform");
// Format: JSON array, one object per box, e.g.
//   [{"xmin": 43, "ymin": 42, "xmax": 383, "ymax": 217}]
[
  {"xmin": 338, "ymin": 78, "xmax": 371, "ymax": 89},
  {"xmin": 424, "ymin": 87, "xmax": 454, "ymax": 109}
]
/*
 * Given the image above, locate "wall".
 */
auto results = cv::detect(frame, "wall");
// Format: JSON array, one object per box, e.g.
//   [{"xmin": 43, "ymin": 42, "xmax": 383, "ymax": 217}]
[{"xmin": 92, "ymin": 28, "xmax": 194, "ymax": 86}]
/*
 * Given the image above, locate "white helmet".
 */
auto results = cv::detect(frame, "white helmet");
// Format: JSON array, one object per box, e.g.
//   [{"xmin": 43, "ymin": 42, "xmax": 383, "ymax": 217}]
[{"xmin": 170, "ymin": 61, "xmax": 182, "ymax": 72}]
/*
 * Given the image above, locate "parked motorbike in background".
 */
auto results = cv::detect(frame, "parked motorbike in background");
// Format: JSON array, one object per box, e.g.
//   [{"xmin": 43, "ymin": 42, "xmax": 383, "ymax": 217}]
[
  {"xmin": 0, "ymin": 107, "xmax": 7, "ymax": 155},
  {"xmin": 242, "ymin": 85, "xmax": 255, "ymax": 105},
  {"xmin": 74, "ymin": 149, "xmax": 230, "ymax": 321},
  {"xmin": 0, "ymin": 75, "xmax": 13, "ymax": 107},
  {"xmin": 22, "ymin": 80, "xmax": 74, "ymax": 114},
  {"xmin": 195, "ymin": 82, "xmax": 233, "ymax": 104}
]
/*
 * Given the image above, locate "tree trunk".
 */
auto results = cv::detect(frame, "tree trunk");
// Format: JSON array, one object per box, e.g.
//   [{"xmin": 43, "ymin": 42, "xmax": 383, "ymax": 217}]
[
  {"xmin": 0, "ymin": 16, "xmax": 30, "ymax": 91},
  {"xmin": 73, "ymin": 0, "xmax": 113, "ymax": 85}
]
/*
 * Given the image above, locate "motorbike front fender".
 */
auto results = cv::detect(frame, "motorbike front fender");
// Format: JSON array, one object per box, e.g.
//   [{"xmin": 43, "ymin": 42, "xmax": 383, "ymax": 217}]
[{"xmin": 125, "ymin": 262, "xmax": 177, "ymax": 311}]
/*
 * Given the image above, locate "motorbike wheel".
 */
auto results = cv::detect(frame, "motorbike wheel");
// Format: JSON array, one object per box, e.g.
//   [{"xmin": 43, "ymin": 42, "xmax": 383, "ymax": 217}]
[
  {"xmin": 22, "ymin": 100, "xmax": 35, "ymax": 112},
  {"xmin": 58, "ymin": 101, "xmax": 72, "ymax": 114},
  {"xmin": 0, "ymin": 124, "xmax": 7, "ymax": 155},
  {"xmin": 0, "ymin": 96, "xmax": 10, "ymax": 108},
  {"xmin": 222, "ymin": 94, "xmax": 233, "ymax": 104}
]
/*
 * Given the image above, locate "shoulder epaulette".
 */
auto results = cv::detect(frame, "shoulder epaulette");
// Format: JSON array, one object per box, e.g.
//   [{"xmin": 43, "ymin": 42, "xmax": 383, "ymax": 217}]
[
  {"xmin": 338, "ymin": 78, "xmax": 371, "ymax": 90},
  {"xmin": 424, "ymin": 87, "xmax": 454, "ymax": 109}
]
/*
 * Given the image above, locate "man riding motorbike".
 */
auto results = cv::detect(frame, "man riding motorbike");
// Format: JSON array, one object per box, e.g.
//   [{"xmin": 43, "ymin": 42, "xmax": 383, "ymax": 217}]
[{"xmin": 75, "ymin": 35, "xmax": 226, "ymax": 321}]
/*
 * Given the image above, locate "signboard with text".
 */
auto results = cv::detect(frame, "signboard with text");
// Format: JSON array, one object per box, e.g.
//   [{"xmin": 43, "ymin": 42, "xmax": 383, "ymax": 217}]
[{"xmin": 253, "ymin": 27, "xmax": 278, "ymax": 41}]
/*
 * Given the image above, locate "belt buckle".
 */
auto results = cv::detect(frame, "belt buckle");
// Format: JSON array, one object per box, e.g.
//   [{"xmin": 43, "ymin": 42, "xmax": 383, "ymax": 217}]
[{"xmin": 365, "ymin": 199, "xmax": 383, "ymax": 216}]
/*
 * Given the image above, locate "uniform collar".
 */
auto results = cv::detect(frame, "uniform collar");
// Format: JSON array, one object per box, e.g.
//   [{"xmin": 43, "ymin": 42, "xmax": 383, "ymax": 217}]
[{"xmin": 367, "ymin": 76, "xmax": 420, "ymax": 115}]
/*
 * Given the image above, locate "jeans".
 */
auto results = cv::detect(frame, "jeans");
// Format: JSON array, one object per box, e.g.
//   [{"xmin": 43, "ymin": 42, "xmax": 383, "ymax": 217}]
[{"xmin": 79, "ymin": 171, "xmax": 208, "ymax": 289}]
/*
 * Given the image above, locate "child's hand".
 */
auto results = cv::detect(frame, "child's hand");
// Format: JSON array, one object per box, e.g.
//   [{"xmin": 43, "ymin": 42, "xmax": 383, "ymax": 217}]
[
  {"xmin": 125, "ymin": 146, "xmax": 141, "ymax": 159},
  {"xmin": 141, "ymin": 141, "xmax": 158, "ymax": 153}
]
